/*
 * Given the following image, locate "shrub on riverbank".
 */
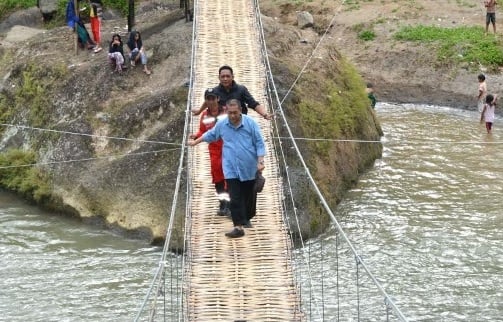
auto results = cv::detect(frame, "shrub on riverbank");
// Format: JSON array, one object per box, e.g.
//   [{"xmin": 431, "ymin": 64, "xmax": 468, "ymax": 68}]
[
  {"xmin": 394, "ymin": 25, "xmax": 503, "ymax": 71},
  {"xmin": 283, "ymin": 47, "xmax": 383, "ymax": 237},
  {"xmin": 0, "ymin": 149, "xmax": 52, "ymax": 202}
]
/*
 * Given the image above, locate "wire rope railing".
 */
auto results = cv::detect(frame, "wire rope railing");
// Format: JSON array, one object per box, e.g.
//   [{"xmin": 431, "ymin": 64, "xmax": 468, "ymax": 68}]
[
  {"xmin": 133, "ymin": 0, "xmax": 199, "ymax": 319},
  {"xmin": 254, "ymin": 0, "xmax": 409, "ymax": 320},
  {"xmin": 133, "ymin": 0, "xmax": 411, "ymax": 320}
]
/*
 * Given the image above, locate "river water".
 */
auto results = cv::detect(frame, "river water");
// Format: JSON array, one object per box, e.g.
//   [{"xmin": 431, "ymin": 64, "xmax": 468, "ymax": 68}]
[
  {"xmin": 1, "ymin": 103, "xmax": 502, "ymax": 321},
  {"xmin": 0, "ymin": 192, "xmax": 161, "ymax": 321}
]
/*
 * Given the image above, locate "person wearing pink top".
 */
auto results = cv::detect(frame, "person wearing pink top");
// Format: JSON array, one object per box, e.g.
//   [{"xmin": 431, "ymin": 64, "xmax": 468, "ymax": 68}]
[{"xmin": 480, "ymin": 94, "xmax": 497, "ymax": 134}]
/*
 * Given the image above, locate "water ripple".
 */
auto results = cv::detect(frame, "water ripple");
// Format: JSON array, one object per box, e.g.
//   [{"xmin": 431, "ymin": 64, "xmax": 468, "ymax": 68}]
[{"xmin": 315, "ymin": 103, "xmax": 503, "ymax": 321}]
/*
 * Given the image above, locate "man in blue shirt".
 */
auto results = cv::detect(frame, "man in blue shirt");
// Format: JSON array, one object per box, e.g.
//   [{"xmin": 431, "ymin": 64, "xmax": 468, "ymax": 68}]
[{"xmin": 188, "ymin": 99, "xmax": 266, "ymax": 238}]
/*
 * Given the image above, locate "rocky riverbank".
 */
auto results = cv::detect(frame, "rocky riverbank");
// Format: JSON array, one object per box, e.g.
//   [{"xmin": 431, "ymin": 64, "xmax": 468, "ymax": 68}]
[{"xmin": 1, "ymin": 0, "xmax": 499, "ymax": 244}]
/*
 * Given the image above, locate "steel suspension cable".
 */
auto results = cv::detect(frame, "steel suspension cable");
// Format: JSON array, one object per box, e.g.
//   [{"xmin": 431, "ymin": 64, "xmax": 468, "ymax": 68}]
[
  {"xmin": 0, "ymin": 123, "xmax": 181, "ymax": 146},
  {"xmin": 253, "ymin": 1, "xmax": 325, "ymax": 319},
  {"xmin": 0, "ymin": 148, "xmax": 180, "ymax": 169},
  {"xmin": 133, "ymin": 41, "xmax": 193, "ymax": 322},
  {"xmin": 255, "ymin": 0, "xmax": 408, "ymax": 319}
]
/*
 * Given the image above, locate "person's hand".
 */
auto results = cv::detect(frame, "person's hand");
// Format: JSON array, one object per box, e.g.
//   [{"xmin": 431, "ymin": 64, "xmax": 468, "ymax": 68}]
[
  {"xmin": 262, "ymin": 113, "xmax": 274, "ymax": 120},
  {"xmin": 189, "ymin": 134, "xmax": 197, "ymax": 139},
  {"xmin": 188, "ymin": 139, "xmax": 197, "ymax": 146},
  {"xmin": 257, "ymin": 160, "xmax": 265, "ymax": 171},
  {"xmin": 191, "ymin": 108, "xmax": 201, "ymax": 115}
]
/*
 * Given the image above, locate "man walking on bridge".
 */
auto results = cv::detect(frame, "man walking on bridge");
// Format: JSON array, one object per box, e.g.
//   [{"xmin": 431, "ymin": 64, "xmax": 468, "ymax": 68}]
[
  {"xmin": 189, "ymin": 99, "xmax": 266, "ymax": 238},
  {"xmin": 192, "ymin": 65, "xmax": 273, "ymax": 120}
]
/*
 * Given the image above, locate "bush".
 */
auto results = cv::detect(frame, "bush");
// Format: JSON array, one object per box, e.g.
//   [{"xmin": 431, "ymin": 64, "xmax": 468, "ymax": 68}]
[
  {"xmin": 0, "ymin": 149, "xmax": 52, "ymax": 202},
  {"xmin": 358, "ymin": 30, "xmax": 376, "ymax": 41}
]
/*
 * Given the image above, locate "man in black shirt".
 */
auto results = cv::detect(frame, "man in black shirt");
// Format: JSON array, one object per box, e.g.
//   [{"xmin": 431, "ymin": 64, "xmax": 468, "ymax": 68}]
[{"xmin": 193, "ymin": 65, "xmax": 272, "ymax": 120}]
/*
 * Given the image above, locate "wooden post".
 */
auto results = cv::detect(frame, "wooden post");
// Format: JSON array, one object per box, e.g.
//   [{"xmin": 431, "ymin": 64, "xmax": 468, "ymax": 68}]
[
  {"xmin": 128, "ymin": 0, "xmax": 135, "ymax": 32},
  {"xmin": 74, "ymin": 0, "xmax": 78, "ymax": 55}
]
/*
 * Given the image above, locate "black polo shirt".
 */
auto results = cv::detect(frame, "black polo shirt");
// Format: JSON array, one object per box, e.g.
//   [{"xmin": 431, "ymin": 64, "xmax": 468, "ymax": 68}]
[{"xmin": 213, "ymin": 81, "xmax": 260, "ymax": 115}]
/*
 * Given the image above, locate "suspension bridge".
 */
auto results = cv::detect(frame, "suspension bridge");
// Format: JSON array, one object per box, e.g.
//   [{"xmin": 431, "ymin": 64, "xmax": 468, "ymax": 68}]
[{"xmin": 135, "ymin": 0, "xmax": 408, "ymax": 321}]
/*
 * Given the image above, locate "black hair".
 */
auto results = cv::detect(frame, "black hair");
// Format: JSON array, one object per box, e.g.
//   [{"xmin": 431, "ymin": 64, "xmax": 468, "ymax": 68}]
[
  {"xmin": 219, "ymin": 65, "xmax": 233, "ymax": 75},
  {"xmin": 226, "ymin": 99, "xmax": 242, "ymax": 110},
  {"xmin": 478, "ymin": 74, "xmax": 486, "ymax": 82},
  {"xmin": 486, "ymin": 94, "xmax": 494, "ymax": 104},
  {"xmin": 366, "ymin": 82, "xmax": 373, "ymax": 88}
]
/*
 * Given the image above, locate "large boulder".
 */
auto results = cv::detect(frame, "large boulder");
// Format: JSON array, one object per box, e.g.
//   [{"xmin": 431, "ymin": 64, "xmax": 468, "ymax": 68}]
[
  {"xmin": 0, "ymin": 8, "xmax": 42, "ymax": 33},
  {"xmin": 2, "ymin": 25, "xmax": 45, "ymax": 46},
  {"xmin": 37, "ymin": 0, "xmax": 58, "ymax": 21}
]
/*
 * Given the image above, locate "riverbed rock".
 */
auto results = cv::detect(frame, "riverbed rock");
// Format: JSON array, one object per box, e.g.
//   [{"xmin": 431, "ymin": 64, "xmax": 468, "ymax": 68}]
[
  {"xmin": 297, "ymin": 11, "xmax": 314, "ymax": 29},
  {"xmin": 37, "ymin": 0, "xmax": 58, "ymax": 21},
  {"xmin": 0, "ymin": 8, "xmax": 43, "ymax": 34}
]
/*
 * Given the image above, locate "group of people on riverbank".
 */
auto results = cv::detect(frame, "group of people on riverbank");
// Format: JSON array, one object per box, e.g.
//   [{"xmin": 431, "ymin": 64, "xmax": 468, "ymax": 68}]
[
  {"xmin": 66, "ymin": 0, "xmax": 151, "ymax": 74},
  {"xmin": 107, "ymin": 30, "xmax": 151, "ymax": 74},
  {"xmin": 188, "ymin": 66, "xmax": 271, "ymax": 238}
]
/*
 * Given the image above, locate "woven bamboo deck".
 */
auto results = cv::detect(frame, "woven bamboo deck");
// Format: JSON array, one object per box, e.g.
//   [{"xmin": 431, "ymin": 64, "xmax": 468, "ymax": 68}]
[{"xmin": 186, "ymin": 0, "xmax": 303, "ymax": 320}]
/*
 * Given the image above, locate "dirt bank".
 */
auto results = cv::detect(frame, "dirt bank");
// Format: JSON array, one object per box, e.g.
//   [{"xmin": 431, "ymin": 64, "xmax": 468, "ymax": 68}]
[{"xmin": 260, "ymin": 0, "xmax": 503, "ymax": 110}]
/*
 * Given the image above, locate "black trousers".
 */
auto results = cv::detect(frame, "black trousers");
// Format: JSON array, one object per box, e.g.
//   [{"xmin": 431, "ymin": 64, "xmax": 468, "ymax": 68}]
[{"xmin": 226, "ymin": 178, "xmax": 257, "ymax": 226}]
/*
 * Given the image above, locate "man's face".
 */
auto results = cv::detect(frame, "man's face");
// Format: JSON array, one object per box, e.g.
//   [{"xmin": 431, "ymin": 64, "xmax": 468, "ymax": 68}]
[
  {"xmin": 227, "ymin": 104, "xmax": 241, "ymax": 125},
  {"xmin": 219, "ymin": 69, "xmax": 233, "ymax": 88}
]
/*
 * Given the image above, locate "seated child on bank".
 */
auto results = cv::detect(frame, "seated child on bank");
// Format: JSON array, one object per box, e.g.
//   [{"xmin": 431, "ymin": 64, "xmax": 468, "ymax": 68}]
[
  {"xmin": 127, "ymin": 31, "xmax": 151, "ymax": 75},
  {"xmin": 108, "ymin": 34, "xmax": 125, "ymax": 72}
]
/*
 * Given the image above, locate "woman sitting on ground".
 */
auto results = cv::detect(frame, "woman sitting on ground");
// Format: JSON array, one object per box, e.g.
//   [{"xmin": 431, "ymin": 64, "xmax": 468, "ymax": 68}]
[
  {"xmin": 108, "ymin": 34, "xmax": 125, "ymax": 72},
  {"xmin": 127, "ymin": 30, "xmax": 151, "ymax": 75}
]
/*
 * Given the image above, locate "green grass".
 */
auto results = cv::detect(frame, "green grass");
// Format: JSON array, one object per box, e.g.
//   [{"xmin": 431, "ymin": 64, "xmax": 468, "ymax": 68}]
[
  {"xmin": 0, "ymin": 149, "xmax": 52, "ymax": 202},
  {"xmin": 358, "ymin": 30, "xmax": 376, "ymax": 41},
  {"xmin": 0, "ymin": 0, "xmax": 35, "ymax": 19},
  {"xmin": 394, "ymin": 25, "xmax": 503, "ymax": 69},
  {"xmin": 14, "ymin": 63, "xmax": 67, "ymax": 128},
  {"xmin": 297, "ymin": 58, "xmax": 371, "ymax": 156}
]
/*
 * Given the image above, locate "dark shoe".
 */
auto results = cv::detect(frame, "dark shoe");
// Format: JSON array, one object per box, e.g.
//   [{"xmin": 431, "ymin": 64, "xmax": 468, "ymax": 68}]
[
  {"xmin": 243, "ymin": 220, "xmax": 253, "ymax": 228},
  {"xmin": 222, "ymin": 208, "xmax": 231, "ymax": 217},
  {"xmin": 217, "ymin": 200, "xmax": 226, "ymax": 216},
  {"xmin": 225, "ymin": 227, "xmax": 244, "ymax": 238},
  {"xmin": 217, "ymin": 201, "xmax": 231, "ymax": 217}
]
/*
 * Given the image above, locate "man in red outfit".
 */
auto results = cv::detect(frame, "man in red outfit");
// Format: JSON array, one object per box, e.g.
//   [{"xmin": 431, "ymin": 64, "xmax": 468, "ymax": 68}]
[{"xmin": 190, "ymin": 89, "xmax": 230, "ymax": 216}]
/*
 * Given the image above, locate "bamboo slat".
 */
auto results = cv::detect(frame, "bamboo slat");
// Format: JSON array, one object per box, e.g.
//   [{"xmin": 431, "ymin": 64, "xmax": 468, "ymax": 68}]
[{"xmin": 186, "ymin": 0, "xmax": 303, "ymax": 320}]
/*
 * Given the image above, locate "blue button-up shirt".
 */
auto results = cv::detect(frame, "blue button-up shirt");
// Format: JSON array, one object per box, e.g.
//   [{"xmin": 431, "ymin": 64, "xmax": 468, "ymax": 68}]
[{"xmin": 202, "ymin": 114, "xmax": 266, "ymax": 181}]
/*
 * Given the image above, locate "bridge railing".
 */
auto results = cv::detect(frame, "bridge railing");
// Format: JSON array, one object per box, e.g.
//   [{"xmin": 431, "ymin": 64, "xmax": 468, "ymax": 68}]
[
  {"xmin": 133, "ymin": 0, "xmax": 198, "ymax": 319},
  {"xmin": 253, "ymin": 0, "xmax": 409, "ymax": 321},
  {"xmin": 134, "ymin": 0, "xmax": 411, "ymax": 320}
]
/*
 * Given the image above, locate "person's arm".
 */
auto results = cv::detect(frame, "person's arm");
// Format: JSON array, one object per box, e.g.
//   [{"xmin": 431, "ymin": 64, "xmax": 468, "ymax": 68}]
[
  {"xmin": 254, "ymin": 104, "xmax": 272, "ymax": 120},
  {"xmin": 480, "ymin": 106, "xmax": 486, "ymax": 123},
  {"xmin": 191, "ymin": 101, "xmax": 207, "ymax": 115},
  {"xmin": 190, "ymin": 112, "xmax": 207, "ymax": 139},
  {"xmin": 188, "ymin": 135, "xmax": 204, "ymax": 146},
  {"xmin": 252, "ymin": 121, "xmax": 266, "ymax": 171},
  {"xmin": 257, "ymin": 155, "xmax": 265, "ymax": 172},
  {"xmin": 241, "ymin": 86, "xmax": 272, "ymax": 120},
  {"xmin": 188, "ymin": 122, "xmax": 219, "ymax": 146}
]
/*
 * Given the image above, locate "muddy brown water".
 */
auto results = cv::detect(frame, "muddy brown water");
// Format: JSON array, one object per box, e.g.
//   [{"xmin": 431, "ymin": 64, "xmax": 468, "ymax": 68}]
[
  {"xmin": 1, "ymin": 103, "xmax": 502, "ymax": 321},
  {"xmin": 309, "ymin": 103, "xmax": 502, "ymax": 321}
]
